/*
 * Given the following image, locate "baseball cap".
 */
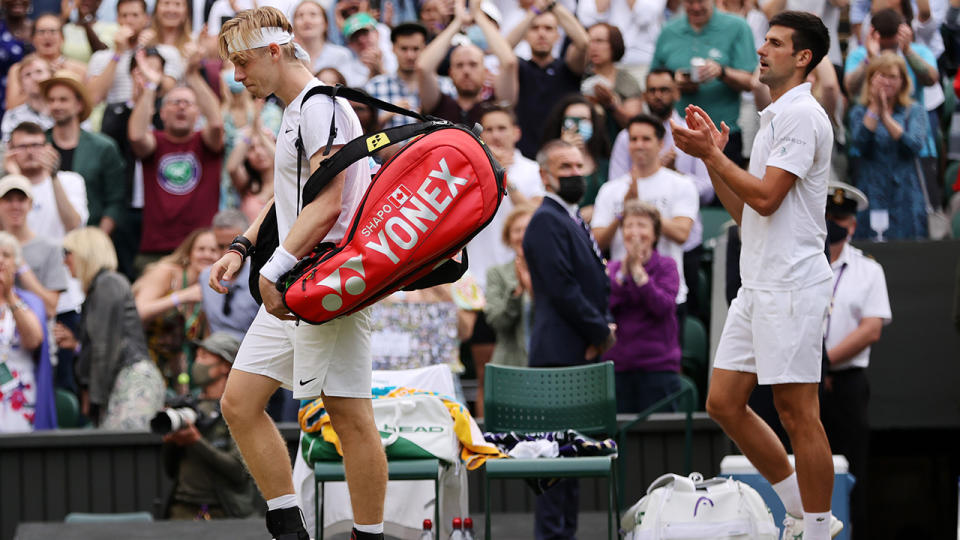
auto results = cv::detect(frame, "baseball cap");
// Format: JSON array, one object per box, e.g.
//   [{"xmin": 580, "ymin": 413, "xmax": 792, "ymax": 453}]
[
  {"xmin": 194, "ymin": 332, "xmax": 242, "ymax": 364},
  {"xmin": 344, "ymin": 12, "xmax": 377, "ymax": 40},
  {"xmin": 0, "ymin": 174, "xmax": 34, "ymax": 200}
]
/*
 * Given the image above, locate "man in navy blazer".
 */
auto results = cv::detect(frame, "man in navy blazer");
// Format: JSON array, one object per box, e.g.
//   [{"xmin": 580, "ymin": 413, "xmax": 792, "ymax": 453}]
[{"xmin": 521, "ymin": 140, "xmax": 616, "ymax": 540}]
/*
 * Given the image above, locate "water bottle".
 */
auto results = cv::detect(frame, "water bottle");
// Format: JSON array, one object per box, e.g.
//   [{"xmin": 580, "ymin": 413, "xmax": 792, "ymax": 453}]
[
  {"xmin": 449, "ymin": 517, "xmax": 465, "ymax": 540},
  {"xmin": 462, "ymin": 517, "xmax": 475, "ymax": 540},
  {"xmin": 419, "ymin": 518, "xmax": 434, "ymax": 540}
]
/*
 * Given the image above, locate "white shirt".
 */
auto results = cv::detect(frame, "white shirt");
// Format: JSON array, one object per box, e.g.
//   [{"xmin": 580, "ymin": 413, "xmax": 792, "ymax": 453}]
[
  {"xmin": 609, "ymin": 110, "xmax": 714, "ymax": 251},
  {"xmin": 275, "ymin": 79, "xmax": 370, "ymax": 242},
  {"xmin": 741, "ymin": 82, "xmax": 833, "ymax": 291},
  {"xmin": 88, "ymin": 45, "xmax": 185, "ymax": 103},
  {"xmin": 576, "ymin": 0, "xmax": 666, "ymax": 66},
  {"xmin": 825, "ymin": 243, "xmax": 892, "ymax": 370},
  {"xmin": 28, "ymin": 172, "xmax": 89, "ymax": 242},
  {"xmin": 591, "ymin": 167, "xmax": 698, "ymax": 303},
  {"xmin": 466, "ymin": 150, "xmax": 543, "ymax": 291}
]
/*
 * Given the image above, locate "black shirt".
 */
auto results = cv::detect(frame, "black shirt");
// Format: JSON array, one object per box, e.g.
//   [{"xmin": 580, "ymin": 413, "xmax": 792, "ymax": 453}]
[{"xmin": 516, "ymin": 56, "xmax": 582, "ymax": 158}]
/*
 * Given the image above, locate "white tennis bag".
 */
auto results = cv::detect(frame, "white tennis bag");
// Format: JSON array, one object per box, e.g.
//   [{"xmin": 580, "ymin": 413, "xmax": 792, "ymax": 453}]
[{"xmin": 621, "ymin": 472, "xmax": 779, "ymax": 540}]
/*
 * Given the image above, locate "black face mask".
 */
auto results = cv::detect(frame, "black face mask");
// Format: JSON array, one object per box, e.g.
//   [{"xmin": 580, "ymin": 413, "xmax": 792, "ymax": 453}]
[
  {"xmin": 555, "ymin": 175, "xmax": 586, "ymax": 205},
  {"xmin": 826, "ymin": 219, "xmax": 849, "ymax": 245}
]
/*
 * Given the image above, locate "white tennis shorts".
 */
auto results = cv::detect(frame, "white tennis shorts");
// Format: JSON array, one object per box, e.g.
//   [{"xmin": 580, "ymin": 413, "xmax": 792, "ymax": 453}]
[
  {"xmin": 233, "ymin": 305, "xmax": 373, "ymax": 399},
  {"xmin": 713, "ymin": 279, "xmax": 831, "ymax": 384}
]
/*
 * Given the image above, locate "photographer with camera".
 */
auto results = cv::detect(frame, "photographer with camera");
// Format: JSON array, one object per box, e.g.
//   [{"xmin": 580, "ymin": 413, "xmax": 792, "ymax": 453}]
[{"xmin": 161, "ymin": 332, "xmax": 262, "ymax": 520}]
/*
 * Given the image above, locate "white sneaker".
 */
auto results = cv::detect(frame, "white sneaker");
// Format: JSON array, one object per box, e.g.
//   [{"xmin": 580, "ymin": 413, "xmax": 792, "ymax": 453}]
[{"xmin": 780, "ymin": 513, "xmax": 844, "ymax": 539}]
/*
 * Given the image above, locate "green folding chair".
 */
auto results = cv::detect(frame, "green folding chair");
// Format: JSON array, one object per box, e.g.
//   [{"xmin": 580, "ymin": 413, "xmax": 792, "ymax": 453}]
[
  {"xmin": 700, "ymin": 207, "xmax": 733, "ymax": 245},
  {"xmin": 482, "ymin": 362, "xmax": 620, "ymax": 540},
  {"xmin": 313, "ymin": 458, "xmax": 442, "ymax": 540},
  {"xmin": 55, "ymin": 388, "xmax": 81, "ymax": 428}
]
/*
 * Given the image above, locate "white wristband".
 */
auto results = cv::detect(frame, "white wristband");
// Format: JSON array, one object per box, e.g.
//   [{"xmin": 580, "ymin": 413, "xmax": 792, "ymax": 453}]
[{"xmin": 260, "ymin": 244, "xmax": 298, "ymax": 283}]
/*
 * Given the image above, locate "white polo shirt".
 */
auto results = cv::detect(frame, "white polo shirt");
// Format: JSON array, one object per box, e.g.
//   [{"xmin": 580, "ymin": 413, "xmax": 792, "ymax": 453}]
[
  {"xmin": 741, "ymin": 82, "xmax": 833, "ymax": 290},
  {"xmin": 825, "ymin": 243, "xmax": 892, "ymax": 370},
  {"xmin": 591, "ymin": 167, "xmax": 699, "ymax": 304}
]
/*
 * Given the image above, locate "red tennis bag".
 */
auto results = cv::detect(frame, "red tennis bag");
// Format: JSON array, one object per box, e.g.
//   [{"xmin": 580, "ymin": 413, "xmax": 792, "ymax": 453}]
[{"xmin": 274, "ymin": 86, "xmax": 505, "ymax": 324}]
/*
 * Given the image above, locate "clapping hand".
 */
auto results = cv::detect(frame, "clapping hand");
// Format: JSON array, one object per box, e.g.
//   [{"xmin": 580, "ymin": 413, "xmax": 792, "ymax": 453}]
[{"xmin": 670, "ymin": 105, "xmax": 729, "ymax": 159}]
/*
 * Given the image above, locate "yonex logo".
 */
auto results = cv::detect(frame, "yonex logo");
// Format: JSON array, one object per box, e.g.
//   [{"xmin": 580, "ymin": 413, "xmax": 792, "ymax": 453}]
[
  {"xmin": 366, "ymin": 133, "xmax": 391, "ymax": 152},
  {"xmin": 314, "ymin": 255, "xmax": 366, "ymax": 311}
]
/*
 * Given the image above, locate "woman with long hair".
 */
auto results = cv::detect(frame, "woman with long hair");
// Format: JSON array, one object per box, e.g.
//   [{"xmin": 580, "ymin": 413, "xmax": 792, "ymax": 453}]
[
  {"xmin": 540, "ymin": 94, "xmax": 612, "ymax": 221},
  {"xmin": 133, "ymin": 228, "xmax": 219, "ymax": 393},
  {"xmin": 56, "ymin": 227, "xmax": 164, "ymax": 429},
  {"xmin": 147, "ymin": 0, "xmax": 192, "ymax": 58},
  {"xmin": 849, "ymin": 51, "xmax": 929, "ymax": 240},
  {"xmin": 226, "ymin": 123, "xmax": 276, "ymax": 222},
  {"xmin": 293, "ymin": 0, "xmax": 353, "ymax": 75}
]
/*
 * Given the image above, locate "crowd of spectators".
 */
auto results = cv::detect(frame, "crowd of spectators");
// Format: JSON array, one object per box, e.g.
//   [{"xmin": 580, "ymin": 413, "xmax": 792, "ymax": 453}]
[{"xmin": 0, "ymin": 0, "xmax": 952, "ymax": 478}]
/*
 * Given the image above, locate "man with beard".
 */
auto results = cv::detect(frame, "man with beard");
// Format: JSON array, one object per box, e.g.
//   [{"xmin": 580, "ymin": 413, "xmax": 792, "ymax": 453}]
[
  {"xmin": 416, "ymin": 0, "xmax": 517, "ymax": 126},
  {"xmin": 366, "ymin": 22, "xmax": 428, "ymax": 129},
  {"xmin": 41, "ymin": 70, "xmax": 126, "ymax": 237},
  {"xmin": 506, "ymin": 0, "xmax": 589, "ymax": 158},
  {"xmin": 128, "ymin": 46, "xmax": 223, "ymax": 263}
]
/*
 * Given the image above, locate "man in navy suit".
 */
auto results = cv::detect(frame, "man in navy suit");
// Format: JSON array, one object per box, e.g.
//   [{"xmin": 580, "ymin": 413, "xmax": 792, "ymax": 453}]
[{"xmin": 522, "ymin": 139, "xmax": 616, "ymax": 539}]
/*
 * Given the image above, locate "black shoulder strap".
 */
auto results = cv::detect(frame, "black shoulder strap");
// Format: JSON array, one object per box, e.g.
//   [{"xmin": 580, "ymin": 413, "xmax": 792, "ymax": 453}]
[{"xmin": 301, "ymin": 119, "xmax": 451, "ymax": 205}]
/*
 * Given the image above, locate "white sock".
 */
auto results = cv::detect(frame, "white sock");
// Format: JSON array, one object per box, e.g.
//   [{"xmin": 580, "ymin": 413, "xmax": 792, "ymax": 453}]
[
  {"xmin": 266, "ymin": 493, "xmax": 300, "ymax": 511},
  {"xmin": 772, "ymin": 472, "xmax": 804, "ymax": 518},
  {"xmin": 804, "ymin": 511, "xmax": 832, "ymax": 539},
  {"xmin": 354, "ymin": 522, "xmax": 384, "ymax": 534}
]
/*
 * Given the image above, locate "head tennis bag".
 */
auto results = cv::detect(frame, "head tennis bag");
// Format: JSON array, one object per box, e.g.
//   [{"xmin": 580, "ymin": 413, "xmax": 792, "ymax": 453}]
[{"xmin": 273, "ymin": 85, "xmax": 505, "ymax": 324}]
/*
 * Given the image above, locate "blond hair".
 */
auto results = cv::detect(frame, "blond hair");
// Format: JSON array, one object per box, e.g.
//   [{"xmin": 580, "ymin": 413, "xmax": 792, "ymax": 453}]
[
  {"xmin": 149, "ymin": 0, "xmax": 192, "ymax": 53},
  {"xmin": 501, "ymin": 203, "xmax": 537, "ymax": 247},
  {"xmin": 218, "ymin": 7, "xmax": 299, "ymax": 64},
  {"xmin": 63, "ymin": 227, "xmax": 118, "ymax": 292},
  {"xmin": 0, "ymin": 232, "xmax": 22, "ymax": 266},
  {"xmin": 860, "ymin": 51, "xmax": 913, "ymax": 108}
]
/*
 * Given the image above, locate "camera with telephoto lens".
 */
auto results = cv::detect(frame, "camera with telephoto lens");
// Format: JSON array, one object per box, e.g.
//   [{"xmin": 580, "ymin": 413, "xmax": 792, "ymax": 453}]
[{"xmin": 150, "ymin": 395, "xmax": 219, "ymax": 435}]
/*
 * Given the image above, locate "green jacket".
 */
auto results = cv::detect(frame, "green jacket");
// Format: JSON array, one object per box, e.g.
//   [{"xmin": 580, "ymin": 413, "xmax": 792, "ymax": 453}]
[
  {"xmin": 484, "ymin": 261, "xmax": 531, "ymax": 368},
  {"xmin": 46, "ymin": 129, "xmax": 126, "ymax": 227}
]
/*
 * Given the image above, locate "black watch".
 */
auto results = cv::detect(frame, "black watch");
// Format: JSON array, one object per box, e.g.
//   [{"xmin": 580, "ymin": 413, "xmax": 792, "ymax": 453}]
[
  {"xmin": 232, "ymin": 235, "xmax": 253, "ymax": 251},
  {"xmin": 719, "ymin": 64, "xmax": 727, "ymax": 80}
]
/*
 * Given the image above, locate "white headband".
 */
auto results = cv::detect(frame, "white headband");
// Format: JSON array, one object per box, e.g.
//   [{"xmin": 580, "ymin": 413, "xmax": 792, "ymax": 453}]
[{"xmin": 228, "ymin": 27, "xmax": 311, "ymax": 62}]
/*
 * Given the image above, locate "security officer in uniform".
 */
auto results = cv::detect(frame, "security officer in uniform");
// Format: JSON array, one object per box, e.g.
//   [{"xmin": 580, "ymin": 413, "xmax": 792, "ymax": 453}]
[{"xmin": 821, "ymin": 181, "xmax": 892, "ymax": 539}]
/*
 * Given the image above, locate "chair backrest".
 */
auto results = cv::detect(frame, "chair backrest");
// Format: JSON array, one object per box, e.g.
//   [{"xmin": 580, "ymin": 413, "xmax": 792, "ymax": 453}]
[
  {"xmin": 55, "ymin": 388, "xmax": 80, "ymax": 428},
  {"xmin": 483, "ymin": 362, "xmax": 618, "ymax": 437},
  {"xmin": 682, "ymin": 317, "xmax": 708, "ymax": 366},
  {"xmin": 700, "ymin": 207, "xmax": 733, "ymax": 245},
  {"xmin": 64, "ymin": 512, "xmax": 153, "ymax": 523}
]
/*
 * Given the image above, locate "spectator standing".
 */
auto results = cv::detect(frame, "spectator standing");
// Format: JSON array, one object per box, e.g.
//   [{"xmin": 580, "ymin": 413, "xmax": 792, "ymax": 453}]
[
  {"xmin": 163, "ymin": 332, "xmax": 263, "ymax": 520},
  {"xmin": 129, "ymin": 46, "xmax": 224, "ymax": 261},
  {"xmin": 483, "ymin": 204, "xmax": 536, "ymax": 369},
  {"xmin": 201, "ymin": 210, "xmax": 259, "ymax": 341},
  {"xmin": 582, "ymin": 23, "xmax": 643, "ymax": 134},
  {"xmin": 539, "ymin": 95, "xmax": 612, "ymax": 220},
  {"xmin": 146, "ymin": 0, "xmax": 193, "ymax": 61},
  {"xmin": 226, "ymin": 122, "xmax": 276, "ymax": 224},
  {"xmin": 605, "ymin": 200, "xmax": 682, "ymax": 413},
  {"xmin": 651, "ymin": 0, "xmax": 758, "ymax": 165},
  {"xmin": 508, "ymin": 0, "xmax": 588, "ymax": 158},
  {"xmin": 610, "ymin": 70, "xmax": 714, "ymax": 319},
  {"xmin": 576, "ymin": 0, "xmax": 666, "ymax": 85},
  {"xmin": 6, "ymin": 14, "xmax": 87, "ymax": 111},
  {"xmin": 291, "ymin": 0, "xmax": 354, "ymax": 77},
  {"xmin": 61, "ymin": 0, "xmax": 117, "ymax": 63},
  {"xmin": 365, "ymin": 22, "xmax": 428, "ymax": 129},
  {"xmin": 340, "ymin": 12, "xmax": 399, "ymax": 87},
  {"xmin": 1, "ymin": 56, "xmax": 55, "ymax": 142},
  {"xmin": 0, "ymin": 231, "xmax": 52, "ymax": 433},
  {"xmin": 849, "ymin": 52, "xmax": 929, "ymax": 240},
  {"xmin": 417, "ymin": 0, "xmax": 518, "ymax": 126},
  {"xmin": 592, "ymin": 114, "xmax": 698, "ymax": 309},
  {"xmin": 522, "ymin": 140, "xmax": 615, "ymax": 540},
  {"xmin": 0, "ymin": 0, "xmax": 29, "ymax": 125},
  {"xmin": 6, "ymin": 122, "xmax": 89, "ymax": 243},
  {"xmin": 41, "ymin": 70, "xmax": 126, "ymax": 236},
  {"xmin": 821, "ymin": 181, "xmax": 892, "ymax": 538},
  {"xmin": 57, "ymin": 227, "xmax": 165, "ymax": 429},
  {"xmin": 134, "ymin": 228, "xmax": 219, "ymax": 392}
]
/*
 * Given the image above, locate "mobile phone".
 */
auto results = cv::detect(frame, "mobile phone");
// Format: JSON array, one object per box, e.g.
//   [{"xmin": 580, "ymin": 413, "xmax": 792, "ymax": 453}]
[{"xmin": 563, "ymin": 117, "xmax": 581, "ymax": 132}]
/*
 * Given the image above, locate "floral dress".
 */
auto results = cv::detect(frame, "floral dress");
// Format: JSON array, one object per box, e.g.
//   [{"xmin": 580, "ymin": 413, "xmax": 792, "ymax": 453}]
[{"xmin": 0, "ymin": 307, "xmax": 36, "ymax": 432}]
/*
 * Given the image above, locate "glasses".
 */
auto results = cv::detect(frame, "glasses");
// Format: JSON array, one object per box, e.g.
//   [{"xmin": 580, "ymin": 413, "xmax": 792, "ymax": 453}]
[
  {"xmin": 9, "ymin": 142, "xmax": 45, "ymax": 150},
  {"xmin": 164, "ymin": 99, "xmax": 196, "ymax": 108}
]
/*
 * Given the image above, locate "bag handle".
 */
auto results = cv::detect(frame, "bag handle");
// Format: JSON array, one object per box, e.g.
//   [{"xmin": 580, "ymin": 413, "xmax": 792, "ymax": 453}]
[{"xmin": 645, "ymin": 473, "xmax": 697, "ymax": 495}]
